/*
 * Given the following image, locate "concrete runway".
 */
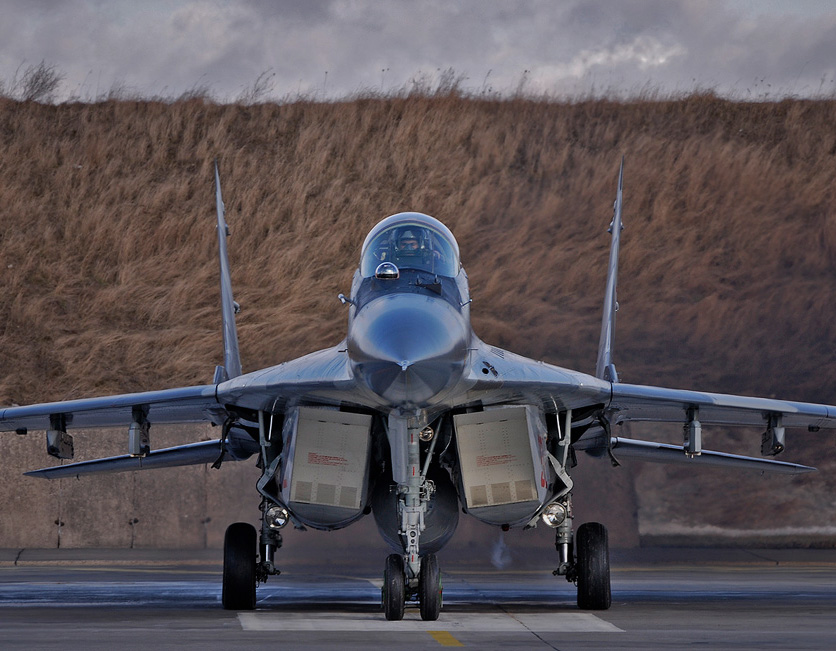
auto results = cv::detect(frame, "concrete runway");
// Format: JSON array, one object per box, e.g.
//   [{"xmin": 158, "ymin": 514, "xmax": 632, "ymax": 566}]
[{"xmin": 1, "ymin": 548, "xmax": 835, "ymax": 649}]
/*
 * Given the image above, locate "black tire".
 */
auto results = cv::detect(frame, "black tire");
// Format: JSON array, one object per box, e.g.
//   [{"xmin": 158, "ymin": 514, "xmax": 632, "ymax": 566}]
[
  {"xmin": 576, "ymin": 522, "xmax": 611, "ymax": 610},
  {"xmin": 222, "ymin": 522, "xmax": 257, "ymax": 610},
  {"xmin": 383, "ymin": 554, "xmax": 405, "ymax": 621},
  {"xmin": 418, "ymin": 553, "xmax": 442, "ymax": 621}
]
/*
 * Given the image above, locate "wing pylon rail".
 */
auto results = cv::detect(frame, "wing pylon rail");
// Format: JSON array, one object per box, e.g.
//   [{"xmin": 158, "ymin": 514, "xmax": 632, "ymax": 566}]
[{"xmin": 25, "ymin": 439, "xmax": 225, "ymax": 479}]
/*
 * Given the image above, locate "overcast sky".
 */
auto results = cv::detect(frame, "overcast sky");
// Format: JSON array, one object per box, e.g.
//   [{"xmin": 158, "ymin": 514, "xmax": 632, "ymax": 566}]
[{"xmin": 1, "ymin": 0, "xmax": 835, "ymax": 102}]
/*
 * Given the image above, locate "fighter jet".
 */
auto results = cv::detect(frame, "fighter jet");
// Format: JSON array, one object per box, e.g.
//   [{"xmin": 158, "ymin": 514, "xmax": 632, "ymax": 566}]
[{"xmin": 0, "ymin": 160, "xmax": 830, "ymax": 620}]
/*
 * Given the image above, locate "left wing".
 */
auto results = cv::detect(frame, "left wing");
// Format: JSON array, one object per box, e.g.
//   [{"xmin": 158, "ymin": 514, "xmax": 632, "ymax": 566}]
[
  {"xmin": 463, "ymin": 159, "xmax": 834, "ymax": 472},
  {"xmin": 610, "ymin": 382, "xmax": 836, "ymax": 430},
  {"xmin": 569, "ymin": 158, "xmax": 834, "ymax": 469}
]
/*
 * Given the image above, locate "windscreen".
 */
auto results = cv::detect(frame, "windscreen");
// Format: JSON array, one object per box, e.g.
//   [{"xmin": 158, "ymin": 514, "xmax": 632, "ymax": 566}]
[{"xmin": 360, "ymin": 215, "xmax": 459, "ymax": 277}]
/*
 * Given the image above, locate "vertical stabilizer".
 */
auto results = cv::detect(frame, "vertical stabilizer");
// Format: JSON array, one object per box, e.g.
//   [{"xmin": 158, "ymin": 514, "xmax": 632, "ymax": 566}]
[
  {"xmin": 595, "ymin": 158, "xmax": 624, "ymax": 383},
  {"xmin": 214, "ymin": 161, "xmax": 242, "ymax": 380}
]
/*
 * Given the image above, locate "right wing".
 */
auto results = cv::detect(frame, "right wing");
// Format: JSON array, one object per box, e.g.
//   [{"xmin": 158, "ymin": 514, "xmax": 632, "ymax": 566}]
[
  {"xmin": 3, "ymin": 344, "xmax": 361, "ymax": 479},
  {"xmin": 3, "ymin": 161, "xmax": 360, "ymax": 479},
  {"xmin": 0, "ymin": 385, "xmax": 222, "ymax": 432}
]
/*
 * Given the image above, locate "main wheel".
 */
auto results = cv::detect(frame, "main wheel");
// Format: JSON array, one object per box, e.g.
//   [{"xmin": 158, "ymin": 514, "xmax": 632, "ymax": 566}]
[
  {"xmin": 222, "ymin": 522, "xmax": 257, "ymax": 610},
  {"xmin": 383, "ymin": 553, "xmax": 406, "ymax": 621},
  {"xmin": 576, "ymin": 522, "xmax": 611, "ymax": 610},
  {"xmin": 418, "ymin": 553, "xmax": 442, "ymax": 621}
]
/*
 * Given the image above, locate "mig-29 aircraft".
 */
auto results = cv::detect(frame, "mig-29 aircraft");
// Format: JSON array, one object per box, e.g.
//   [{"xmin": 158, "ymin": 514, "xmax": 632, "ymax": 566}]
[{"xmin": 0, "ymin": 160, "xmax": 830, "ymax": 620}]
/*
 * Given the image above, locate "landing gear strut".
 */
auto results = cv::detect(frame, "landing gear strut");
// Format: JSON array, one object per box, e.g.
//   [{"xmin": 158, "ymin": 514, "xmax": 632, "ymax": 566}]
[{"xmin": 383, "ymin": 414, "xmax": 443, "ymax": 621}]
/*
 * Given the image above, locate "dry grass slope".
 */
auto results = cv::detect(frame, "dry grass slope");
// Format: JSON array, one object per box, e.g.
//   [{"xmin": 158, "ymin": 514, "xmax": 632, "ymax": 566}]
[{"xmin": 2, "ymin": 94, "xmax": 836, "ymax": 541}]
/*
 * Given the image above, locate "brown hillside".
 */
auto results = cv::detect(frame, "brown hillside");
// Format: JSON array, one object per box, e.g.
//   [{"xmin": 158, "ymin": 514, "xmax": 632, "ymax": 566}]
[{"xmin": 2, "ymin": 94, "xmax": 836, "ymax": 545}]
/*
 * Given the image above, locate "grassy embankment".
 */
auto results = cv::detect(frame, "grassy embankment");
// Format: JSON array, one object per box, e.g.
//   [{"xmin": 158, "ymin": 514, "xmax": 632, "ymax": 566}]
[{"xmin": 2, "ymin": 93, "xmax": 836, "ymax": 541}]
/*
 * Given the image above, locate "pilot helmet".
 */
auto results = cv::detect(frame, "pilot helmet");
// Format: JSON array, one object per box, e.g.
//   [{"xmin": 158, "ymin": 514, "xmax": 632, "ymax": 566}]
[{"xmin": 397, "ymin": 229, "xmax": 421, "ymax": 252}]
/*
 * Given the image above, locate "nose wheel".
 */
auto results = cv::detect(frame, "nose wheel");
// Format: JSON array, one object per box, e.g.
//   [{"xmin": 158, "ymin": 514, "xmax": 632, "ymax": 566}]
[
  {"xmin": 382, "ymin": 553, "xmax": 443, "ymax": 621},
  {"xmin": 418, "ymin": 553, "xmax": 442, "ymax": 621},
  {"xmin": 383, "ymin": 554, "xmax": 405, "ymax": 620}
]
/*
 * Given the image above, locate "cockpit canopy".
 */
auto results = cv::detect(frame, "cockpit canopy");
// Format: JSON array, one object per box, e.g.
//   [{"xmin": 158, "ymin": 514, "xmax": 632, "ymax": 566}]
[{"xmin": 360, "ymin": 212, "xmax": 460, "ymax": 278}]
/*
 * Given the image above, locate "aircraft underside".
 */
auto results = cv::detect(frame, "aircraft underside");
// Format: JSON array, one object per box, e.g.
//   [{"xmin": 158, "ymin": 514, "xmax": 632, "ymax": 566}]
[{"xmin": 220, "ymin": 394, "xmax": 611, "ymax": 618}]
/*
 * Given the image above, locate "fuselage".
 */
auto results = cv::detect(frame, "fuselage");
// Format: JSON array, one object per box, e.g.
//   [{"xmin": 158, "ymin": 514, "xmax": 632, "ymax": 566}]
[{"xmin": 346, "ymin": 212, "xmax": 472, "ymax": 410}]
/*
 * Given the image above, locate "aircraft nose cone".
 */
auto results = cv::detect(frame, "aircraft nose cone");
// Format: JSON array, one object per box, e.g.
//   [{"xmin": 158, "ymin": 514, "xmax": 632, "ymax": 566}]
[{"xmin": 348, "ymin": 294, "xmax": 469, "ymax": 406}]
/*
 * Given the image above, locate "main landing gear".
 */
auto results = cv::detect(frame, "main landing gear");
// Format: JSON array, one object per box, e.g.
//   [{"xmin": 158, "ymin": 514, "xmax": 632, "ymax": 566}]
[
  {"xmin": 382, "ymin": 552, "xmax": 442, "ymax": 621},
  {"xmin": 554, "ymin": 519, "xmax": 611, "ymax": 610},
  {"xmin": 222, "ymin": 522, "xmax": 257, "ymax": 610},
  {"xmin": 576, "ymin": 522, "xmax": 611, "ymax": 610},
  {"xmin": 222, "ymin": 513, "xmax": 283, "ymax": 611}
]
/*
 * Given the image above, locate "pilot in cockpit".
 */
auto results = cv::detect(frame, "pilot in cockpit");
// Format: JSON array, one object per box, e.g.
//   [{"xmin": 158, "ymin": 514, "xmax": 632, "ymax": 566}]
[
  {"xmin": 397, "ymin": 230, "xmax": 420, "ymax": 253},
  {"xmin": 361, "ymin": 217, "xmax": 459, "ymax": 278}
]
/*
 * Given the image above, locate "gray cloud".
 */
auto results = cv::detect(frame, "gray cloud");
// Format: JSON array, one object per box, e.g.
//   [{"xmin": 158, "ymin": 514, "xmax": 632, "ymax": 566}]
[{"xmin": 0, "ymin": 0, "xmax": 835, "ymax": 101}]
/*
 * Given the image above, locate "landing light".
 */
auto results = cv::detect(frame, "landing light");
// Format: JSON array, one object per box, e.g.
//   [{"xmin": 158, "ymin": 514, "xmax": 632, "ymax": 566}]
[
  {"xmin": 419, "ymin": 426, "xmax": 434, "ymax": 442},
  {"xmin": 265, "ymin": 505, "xmax": 289, "ymax": 529},
  {"xmin": 541, "ymin": 503, "xmax": 567, "ymax": 528}
]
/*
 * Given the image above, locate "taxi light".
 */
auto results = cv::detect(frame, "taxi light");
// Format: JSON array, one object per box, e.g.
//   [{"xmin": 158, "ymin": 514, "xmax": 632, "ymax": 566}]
[
  {"xmin": 265, "ymin": 505, "xmax": 289, "ymax": 529},
  {"xmin": 541, "ymin": 503, "xmax": 567, "ymax": 528}
]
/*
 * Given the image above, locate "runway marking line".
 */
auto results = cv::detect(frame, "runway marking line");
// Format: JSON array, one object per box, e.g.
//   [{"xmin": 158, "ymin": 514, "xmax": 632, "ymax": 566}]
[
  {"xmin": 237, "ymin": 612, "xmax": 623, "ymax": 633},
  {"xmin": 428, "ymin": 630, "xmax": 464, "ymax": 646}
]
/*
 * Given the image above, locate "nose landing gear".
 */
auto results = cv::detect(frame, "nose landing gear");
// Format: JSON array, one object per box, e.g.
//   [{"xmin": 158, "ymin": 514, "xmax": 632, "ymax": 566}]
[{"xmin": 381, "ymin": 414, "xmax": 444, "ymax": 620}]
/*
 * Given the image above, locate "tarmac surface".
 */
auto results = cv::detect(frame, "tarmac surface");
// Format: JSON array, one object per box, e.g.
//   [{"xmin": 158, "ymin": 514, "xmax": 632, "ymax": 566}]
[{"xmin": 1, "ymin": 547, "xmax": 835, "ymax": 649}]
